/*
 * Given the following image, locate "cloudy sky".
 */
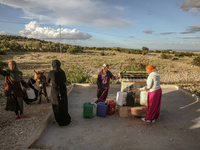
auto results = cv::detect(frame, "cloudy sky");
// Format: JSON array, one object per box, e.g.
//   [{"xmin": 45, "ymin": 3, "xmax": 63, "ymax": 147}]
[{"xmin": 0, "ymin": 0, "xmax": 200, "ymax": 51}]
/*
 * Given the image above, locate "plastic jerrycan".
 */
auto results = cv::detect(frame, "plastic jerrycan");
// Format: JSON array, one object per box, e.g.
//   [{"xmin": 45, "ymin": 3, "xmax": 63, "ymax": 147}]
[
  {"xmin": 83, "ymin": 102, "xmax": 93, "ymax": 118},
  {"xmin": 116, "ymin": 92, "xmax": 127, "ymax": 106},
  {"xmin": 140, "ymin": 91, "xmax": 148, "ymax": 106},
  {"xmin": 96, "ymin": 102, "xmax": 108, "ymax": 117},
  {"xmin": 106, "ymin": 100, "xmax": 116, "ymax": 115}
]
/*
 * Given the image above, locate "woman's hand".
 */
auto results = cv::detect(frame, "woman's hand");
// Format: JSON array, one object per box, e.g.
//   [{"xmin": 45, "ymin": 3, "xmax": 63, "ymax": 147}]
[
  {"xmin": 118, "ymin": 75, "xmax": 122, "ymax": 78},
  {"xmin": 137, "ymin": 88, "xmax": 141, "ymax": 92}
]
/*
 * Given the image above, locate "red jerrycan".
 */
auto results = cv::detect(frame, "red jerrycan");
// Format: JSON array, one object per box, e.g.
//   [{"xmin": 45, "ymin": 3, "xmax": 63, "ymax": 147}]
[{"xmin": 106, "ymin": 100, "xmax": 116, "ymax": 115}]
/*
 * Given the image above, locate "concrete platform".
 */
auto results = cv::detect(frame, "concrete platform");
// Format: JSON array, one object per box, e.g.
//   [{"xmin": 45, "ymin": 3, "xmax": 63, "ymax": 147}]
[{"xmin": 27, "ymin": 84, "xmax": 200, "ymax": 150}]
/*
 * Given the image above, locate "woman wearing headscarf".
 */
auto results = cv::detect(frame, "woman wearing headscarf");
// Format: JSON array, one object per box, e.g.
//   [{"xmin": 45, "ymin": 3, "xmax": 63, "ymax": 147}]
[
  {"xmin": 47, "ymin": 60, "xmax": 71, "ymax": 126},
  {"xmin": 138, "ymin": 65, "xmax": 162, "ymax": 123},
  {"xmin": 96, "ymin": 63, "xmax": 121, "ymax": 103},
  {"xmin": 0, "ymin": 61, "xmax": 30, "ymax": 119}
]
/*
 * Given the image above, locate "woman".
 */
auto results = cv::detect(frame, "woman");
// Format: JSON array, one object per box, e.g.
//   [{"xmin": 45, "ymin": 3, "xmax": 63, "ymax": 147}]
[
  {"xmin": 138, "ymin": 65, "xmax": 162, "ymax": 123},
  {"xmin": 47, "ymin": 60, "xmax": 71, "ymax": 126},
  {"xmin": 0, "ymin": 61, "xmax": 30, "ymax": 119},
  {"xmin": 96, "ymin": 63, "xmax": 121, "ymax": 103}
]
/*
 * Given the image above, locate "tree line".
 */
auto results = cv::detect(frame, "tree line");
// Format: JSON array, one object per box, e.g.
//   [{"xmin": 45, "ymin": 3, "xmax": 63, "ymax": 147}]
[{"xmin": 0, "ymin": 35, "xmax": 198, "ymax": 57}]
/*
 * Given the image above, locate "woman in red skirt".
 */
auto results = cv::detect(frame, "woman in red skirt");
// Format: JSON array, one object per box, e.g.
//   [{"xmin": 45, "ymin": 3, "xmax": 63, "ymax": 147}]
[{"xmin": 138, "ymin": 65, "xmax": 162, "ymax": 123}]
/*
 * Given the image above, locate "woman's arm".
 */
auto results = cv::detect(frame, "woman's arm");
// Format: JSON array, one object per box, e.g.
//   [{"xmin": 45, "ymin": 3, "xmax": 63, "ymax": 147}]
[
  {"xmin": 21, "ymin": 80, "xmax": 30, "ymax": 89},
  {"xmin": 0, "ymin": 67, "xmax": 10, "ymax": 77},
  {"xmin": 140, "ymin": 76, "xmax": 153, "ymax": 91},
  {"xmin": 110, "ymin": 71, "xmax": 119, "ymax": 80}
]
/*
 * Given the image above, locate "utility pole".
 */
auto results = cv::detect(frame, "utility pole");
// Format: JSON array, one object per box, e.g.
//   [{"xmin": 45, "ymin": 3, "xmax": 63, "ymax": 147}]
[{"xmin": 59, "ymin": 25, "xmax": 61, "ymax": 53}]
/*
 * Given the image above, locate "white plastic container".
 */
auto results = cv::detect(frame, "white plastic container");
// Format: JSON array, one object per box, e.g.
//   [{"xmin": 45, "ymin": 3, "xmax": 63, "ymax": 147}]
[
  {"xmin": 26, "ymin": 89, "xmax": 36, "ymax": 99},
  {"xmin": 116, "ymin": 92, "xmax": 127, "ymax": 106},
  {"xmin": 140, "ymin": 91, "xmax": 148, "ymax": 106},
  {"xmin": 46, "ymin": 87, "xmax": 51, "ymax": 98}
]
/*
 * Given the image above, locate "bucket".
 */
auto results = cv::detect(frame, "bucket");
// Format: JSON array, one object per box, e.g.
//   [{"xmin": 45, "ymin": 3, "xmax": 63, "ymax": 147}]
[
  {"xmin": 26, "ymin": 88, "xmax": 36, "ymax": 99},
  {"xmin": 140, "ymin": 91, "xmax": 148, "ymax": 106}
]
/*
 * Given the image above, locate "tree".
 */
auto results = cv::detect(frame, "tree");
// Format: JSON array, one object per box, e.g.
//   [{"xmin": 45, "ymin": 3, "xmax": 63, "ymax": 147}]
[{"xmin": 142, "ymin": 46, "xmax": 149, "ymax": 51}]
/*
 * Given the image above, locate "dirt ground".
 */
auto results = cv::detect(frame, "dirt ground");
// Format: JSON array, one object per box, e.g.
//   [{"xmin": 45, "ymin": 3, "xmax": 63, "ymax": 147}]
[{"xmin": 0, "ymin": 51, "xmax": 200, "ymax": 150}]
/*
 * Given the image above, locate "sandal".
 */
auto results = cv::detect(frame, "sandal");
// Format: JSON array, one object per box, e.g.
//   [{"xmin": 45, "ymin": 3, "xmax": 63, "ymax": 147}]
[
  {"xmin": 141, "ymin": 118, "xmax": 151, "ymax": 122},
  {"xmin": 15, "ymin": 115, "xmax": 20, "ymax": 119},
  {"xmin": 20, "ymin": 113, "xmax": 26, "ymax": 118}
]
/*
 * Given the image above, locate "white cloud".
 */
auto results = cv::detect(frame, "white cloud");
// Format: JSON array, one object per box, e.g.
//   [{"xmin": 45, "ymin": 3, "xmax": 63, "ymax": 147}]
[
  {"xmin": 179, "ymin": 36, "xmax": 200, "ymax": 39},
  {"xmin": 158, "ymin": 42, "xmax": 200, "ymax": 46},
  {"xmin": 0, "ymin": 0, "xmax": 130, "ymax": 28},
  {"xmin": 180, "ymin": 0, "xmax": 200, "ymax": 12},
  {"xmin": 20, "ymin": 16, "xmax": 36, "ymax": 20},
  {"xmin": 0, "ymin": 31, "xmax": 6, "ymax": 34},
  {"xmin": 19, "ymin": 21, "xmax": 92, "ymax": 40}
]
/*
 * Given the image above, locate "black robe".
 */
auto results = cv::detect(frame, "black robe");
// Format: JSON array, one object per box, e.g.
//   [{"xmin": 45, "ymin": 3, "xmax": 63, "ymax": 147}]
[{"xmin": 47, "ymin": 60, "xmax": 71, "ymax": 126}]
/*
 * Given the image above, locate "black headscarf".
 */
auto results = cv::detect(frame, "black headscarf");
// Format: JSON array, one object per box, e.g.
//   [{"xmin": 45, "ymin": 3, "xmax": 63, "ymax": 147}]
[{"xmin": 52, "ymin": 60, "xmax": 61, "ymax": 70}]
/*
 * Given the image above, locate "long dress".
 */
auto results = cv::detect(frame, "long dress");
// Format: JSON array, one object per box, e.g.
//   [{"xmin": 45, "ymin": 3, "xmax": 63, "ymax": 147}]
[
  {"xmin": 97, "ymin": 69, "xmax": 119, "ymax": 102},
  {"xmin": 0, "ymin": 67, "xmax": 29, "ymax": 112},
  {"xmin": 47, "ymin": 60, "xmax": 71, "ymax": 126},
  {"xmin": 140, "ymin": 70, "xmax": 162, "ymax": 121}
]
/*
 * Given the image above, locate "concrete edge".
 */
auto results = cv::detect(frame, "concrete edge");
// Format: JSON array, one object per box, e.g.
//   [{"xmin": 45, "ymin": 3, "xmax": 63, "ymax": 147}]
[
  {"xmin": 20, "ymin": 84, "xmax": 75, "ymax": 150},
  {"xmin": 72, "ymin": 83, "xmax": 121, "ymax": 88},
  {"xmin": 174, "ymin": 85, "xmax": 200, "ymax": 99}
]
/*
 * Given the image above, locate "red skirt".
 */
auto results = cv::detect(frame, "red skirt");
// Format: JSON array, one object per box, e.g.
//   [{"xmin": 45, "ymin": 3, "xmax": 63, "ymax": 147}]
[
  {"xmin": 145, "ymin": 88, "xmax": 162, "ymax": 120},
  {"xmin": 97, "ymin": 88, "xmax": 109, "ymax": 102}
]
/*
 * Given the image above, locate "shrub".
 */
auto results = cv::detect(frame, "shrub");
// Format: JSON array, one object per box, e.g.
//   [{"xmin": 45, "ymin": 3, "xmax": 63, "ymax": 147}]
[
  {"xmin": 0, "ymin": 57, "xmax": 7, "ymax": 68},
  {"xmin": 192, "ymin": 56, "xmax": 200, "ymax": 67},
  {"xmin": 67, "ymin": 47, "xmax": 80, "ymax": 54},
  {"xmin": 0, "ymin": 48, "xmax": 7, "ymax": 55},
  {"xmin": 174, "ymin": 52, "xmax": 185, "ymax": 57},
  {"xmin": 85, "ymin": 77, "xmax": 97, "ymax": 84},
  {"xmin": 63, "ymin": 62, "xmax": 88, "ymax": 85},
  {"xmin": 100, "ymin": 51, "xmax": 105, "ymax": 56},
  {"xmin": 172, "ymin": 57, "xmax": 179, "ymax": 61},
  {"xmin": 155, "ymin": 50, "xmax": 161, "ymax": 53},
  {"xmin": 120, "ymin": 55, "xmax": 149, "ymax": 71},
  {"xmin": 161, "ymin": 53, "xmax": 172, "ymax": 59}
]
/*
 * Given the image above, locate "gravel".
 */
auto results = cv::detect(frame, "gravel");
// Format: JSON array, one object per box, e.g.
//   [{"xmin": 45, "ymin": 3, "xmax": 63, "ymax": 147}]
[{"xmin": 0, "ymin": 91, "xmax": 51, "ymax": 150}]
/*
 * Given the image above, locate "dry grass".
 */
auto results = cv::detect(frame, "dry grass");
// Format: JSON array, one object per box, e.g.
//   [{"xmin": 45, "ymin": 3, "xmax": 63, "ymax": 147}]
[{"xmin": 1, "ymin": 50, "xmax": 199, "ymax": 80}]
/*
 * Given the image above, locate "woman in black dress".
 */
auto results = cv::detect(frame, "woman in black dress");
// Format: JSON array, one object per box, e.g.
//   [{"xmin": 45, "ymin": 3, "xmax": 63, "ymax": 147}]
[{"xmin": 47, "ymin": 60, "xmax": 71, "ymax": 126}]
